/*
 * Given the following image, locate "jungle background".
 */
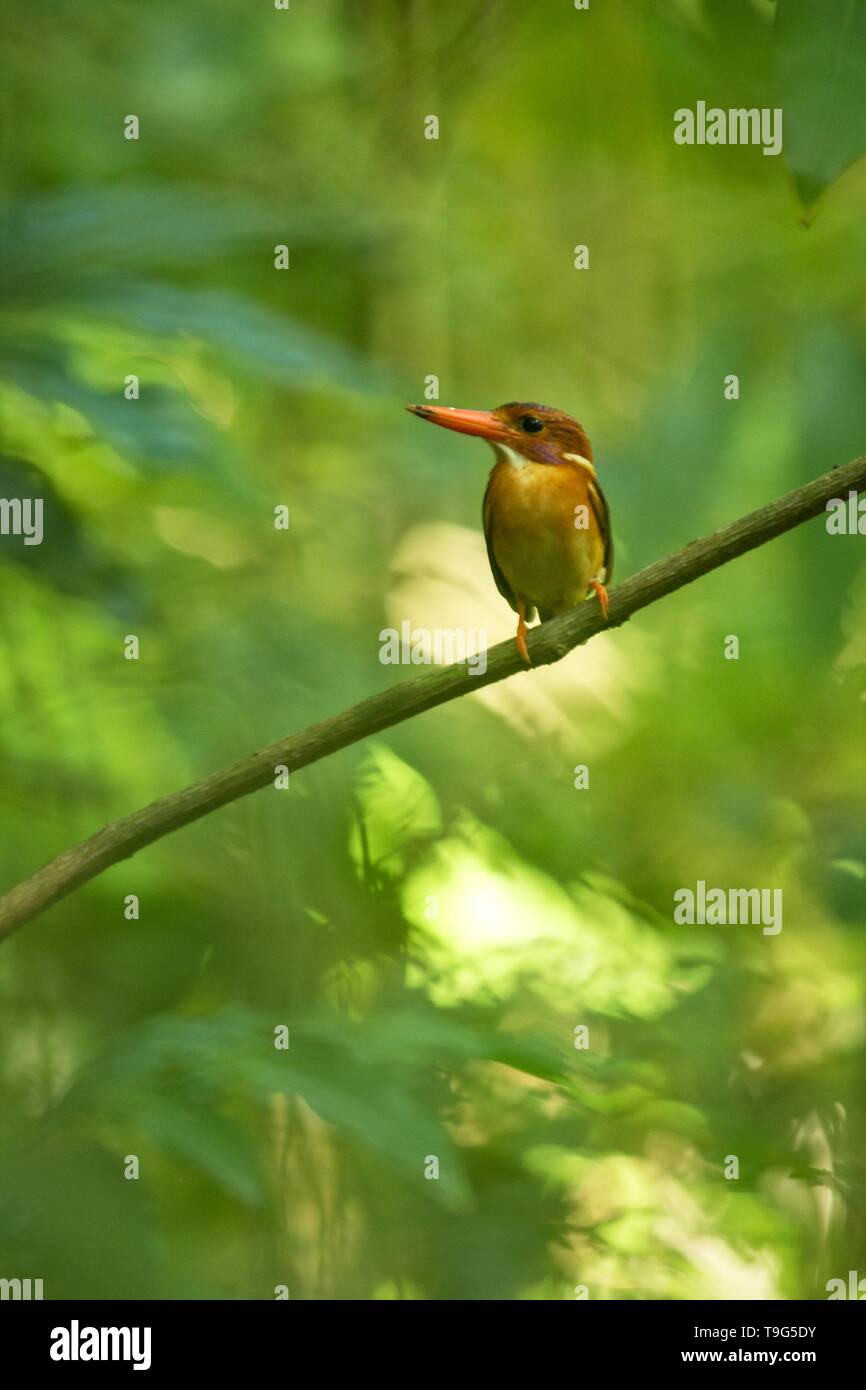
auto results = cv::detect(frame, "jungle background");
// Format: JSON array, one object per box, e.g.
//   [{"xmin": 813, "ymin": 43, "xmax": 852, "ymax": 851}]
[{"xmin": 1, "ymin": 0, "xmax": 865, "ymax": 1301}]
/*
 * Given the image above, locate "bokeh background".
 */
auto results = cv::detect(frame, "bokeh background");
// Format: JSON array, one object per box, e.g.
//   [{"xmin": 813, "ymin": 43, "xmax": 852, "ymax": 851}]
[{"xmin": 1, "ymin": 0, "xmax": 865, "ymax": 1300}]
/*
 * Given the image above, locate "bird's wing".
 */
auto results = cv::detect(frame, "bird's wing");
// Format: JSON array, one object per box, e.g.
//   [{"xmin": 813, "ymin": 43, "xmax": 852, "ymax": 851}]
[
  {"xmin": 482, "ymin": 472, "xmax": 525, "ymax": 616},
  {"xmin": 586, "ymin": 474, "xmax": 614, "ymax": 584}
]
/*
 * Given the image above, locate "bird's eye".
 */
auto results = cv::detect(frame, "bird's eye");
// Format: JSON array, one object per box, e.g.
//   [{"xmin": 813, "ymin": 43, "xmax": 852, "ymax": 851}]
[{"xmin": 520, "ymin": 415, "xmax": 544, "ymax": 434}]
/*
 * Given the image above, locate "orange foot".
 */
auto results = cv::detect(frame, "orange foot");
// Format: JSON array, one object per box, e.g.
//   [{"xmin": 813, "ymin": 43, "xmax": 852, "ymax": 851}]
[
  {"xmin": 590, "ymin": 580, "xmax": 609, "ymax": 622},
  {"xmin": 516, "ymin": 603, "xmax": 531, "ymax": 666}
]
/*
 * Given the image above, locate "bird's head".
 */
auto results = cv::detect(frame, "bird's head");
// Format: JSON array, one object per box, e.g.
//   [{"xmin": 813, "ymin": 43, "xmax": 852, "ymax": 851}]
[{"xmin": 406, "ymin": 401, "xmax": 593, "ymax": 468}]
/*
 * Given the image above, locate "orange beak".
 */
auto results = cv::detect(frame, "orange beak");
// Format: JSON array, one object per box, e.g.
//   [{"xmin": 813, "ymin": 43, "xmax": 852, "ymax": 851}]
[{"xmin": 406, "ymin": 404, "xmax": 508, "ymax": 442}]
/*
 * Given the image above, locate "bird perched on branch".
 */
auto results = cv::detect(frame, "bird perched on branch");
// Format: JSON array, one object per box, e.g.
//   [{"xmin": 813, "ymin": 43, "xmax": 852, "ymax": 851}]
[{"xmin": 407, "ymin": 401, "xmax": 612, "ymax": 665}]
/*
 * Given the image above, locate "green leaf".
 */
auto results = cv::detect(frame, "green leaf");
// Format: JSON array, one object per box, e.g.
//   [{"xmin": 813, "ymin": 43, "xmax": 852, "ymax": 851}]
[
  {"xmin": 350, "ymin": 747, "xmax": 442, "ymax": 880},
  {"xmin": 775, "ymin": 0, "xmax": 866, "ymax": 209},
  {"xmin": 0, "ymin": 184, "xmax": 366, "ymax": 293},
  {"xmin": 135, "ymin": 1092, "xmax": 266, "ymax": 1207},
  {"xmin": 0, "ymin": 341, "xmax": 217, "ymax": 471},
  {"xmin": 85, "ymin": 282, "xmax": 383, "ymax": 391}
]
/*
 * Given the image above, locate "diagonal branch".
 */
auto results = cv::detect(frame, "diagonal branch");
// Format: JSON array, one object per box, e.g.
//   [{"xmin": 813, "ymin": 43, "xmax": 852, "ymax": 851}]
[{"xmin": 2, "ymin": 455, "xmax": 864, "ymax": 943}]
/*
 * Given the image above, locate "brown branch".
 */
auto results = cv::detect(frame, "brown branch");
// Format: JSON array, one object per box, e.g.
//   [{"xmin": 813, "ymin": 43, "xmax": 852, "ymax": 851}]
[{"xmin": 1, "ymin": 455, "xmax": 864, "ymax": 943}]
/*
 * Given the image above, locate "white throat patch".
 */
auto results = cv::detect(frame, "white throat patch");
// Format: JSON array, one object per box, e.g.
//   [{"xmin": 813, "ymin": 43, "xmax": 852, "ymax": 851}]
[{"xmin": 493, "ymin": 443, "xmax": 529, "ymax": 471}]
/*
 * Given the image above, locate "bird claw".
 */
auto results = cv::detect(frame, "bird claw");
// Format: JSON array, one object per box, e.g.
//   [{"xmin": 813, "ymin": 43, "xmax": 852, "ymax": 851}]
[
  {"xmin": 590, "ymin": 580, "xmax": 609, "ymax": 622},
  {"xmin": 516, "ymin": 609, "xmax": 532, "ymax": 666}
]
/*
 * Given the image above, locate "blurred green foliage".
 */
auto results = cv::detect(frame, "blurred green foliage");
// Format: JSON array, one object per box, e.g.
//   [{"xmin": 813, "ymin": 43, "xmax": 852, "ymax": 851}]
[{"xmin": 1, "ymin": 0, "xmax": 865, "ymax": 1300}]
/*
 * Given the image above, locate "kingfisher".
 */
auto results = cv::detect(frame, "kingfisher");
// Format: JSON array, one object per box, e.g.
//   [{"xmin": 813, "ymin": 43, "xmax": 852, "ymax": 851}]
[{"xmin": 406, "ymin": 401, "xmax": 612, "ymax": 665}]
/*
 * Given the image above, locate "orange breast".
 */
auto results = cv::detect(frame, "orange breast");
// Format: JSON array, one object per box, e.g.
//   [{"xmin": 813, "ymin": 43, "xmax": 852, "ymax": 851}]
[{"xmin": 483, "ymin": 457, "xmax": 605, "ymax": 621}]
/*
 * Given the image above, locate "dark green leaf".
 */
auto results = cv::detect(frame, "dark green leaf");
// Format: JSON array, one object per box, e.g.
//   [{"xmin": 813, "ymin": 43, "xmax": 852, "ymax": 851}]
[{"xmin": 775, "ymin": 0, "xmax": 866, "ymax": 208}]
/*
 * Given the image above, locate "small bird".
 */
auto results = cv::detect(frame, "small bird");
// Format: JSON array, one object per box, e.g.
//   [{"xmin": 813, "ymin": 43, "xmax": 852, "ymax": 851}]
[{"xmin": 406, "ymin": 402, "xmax": 612, "ymax": 665}]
